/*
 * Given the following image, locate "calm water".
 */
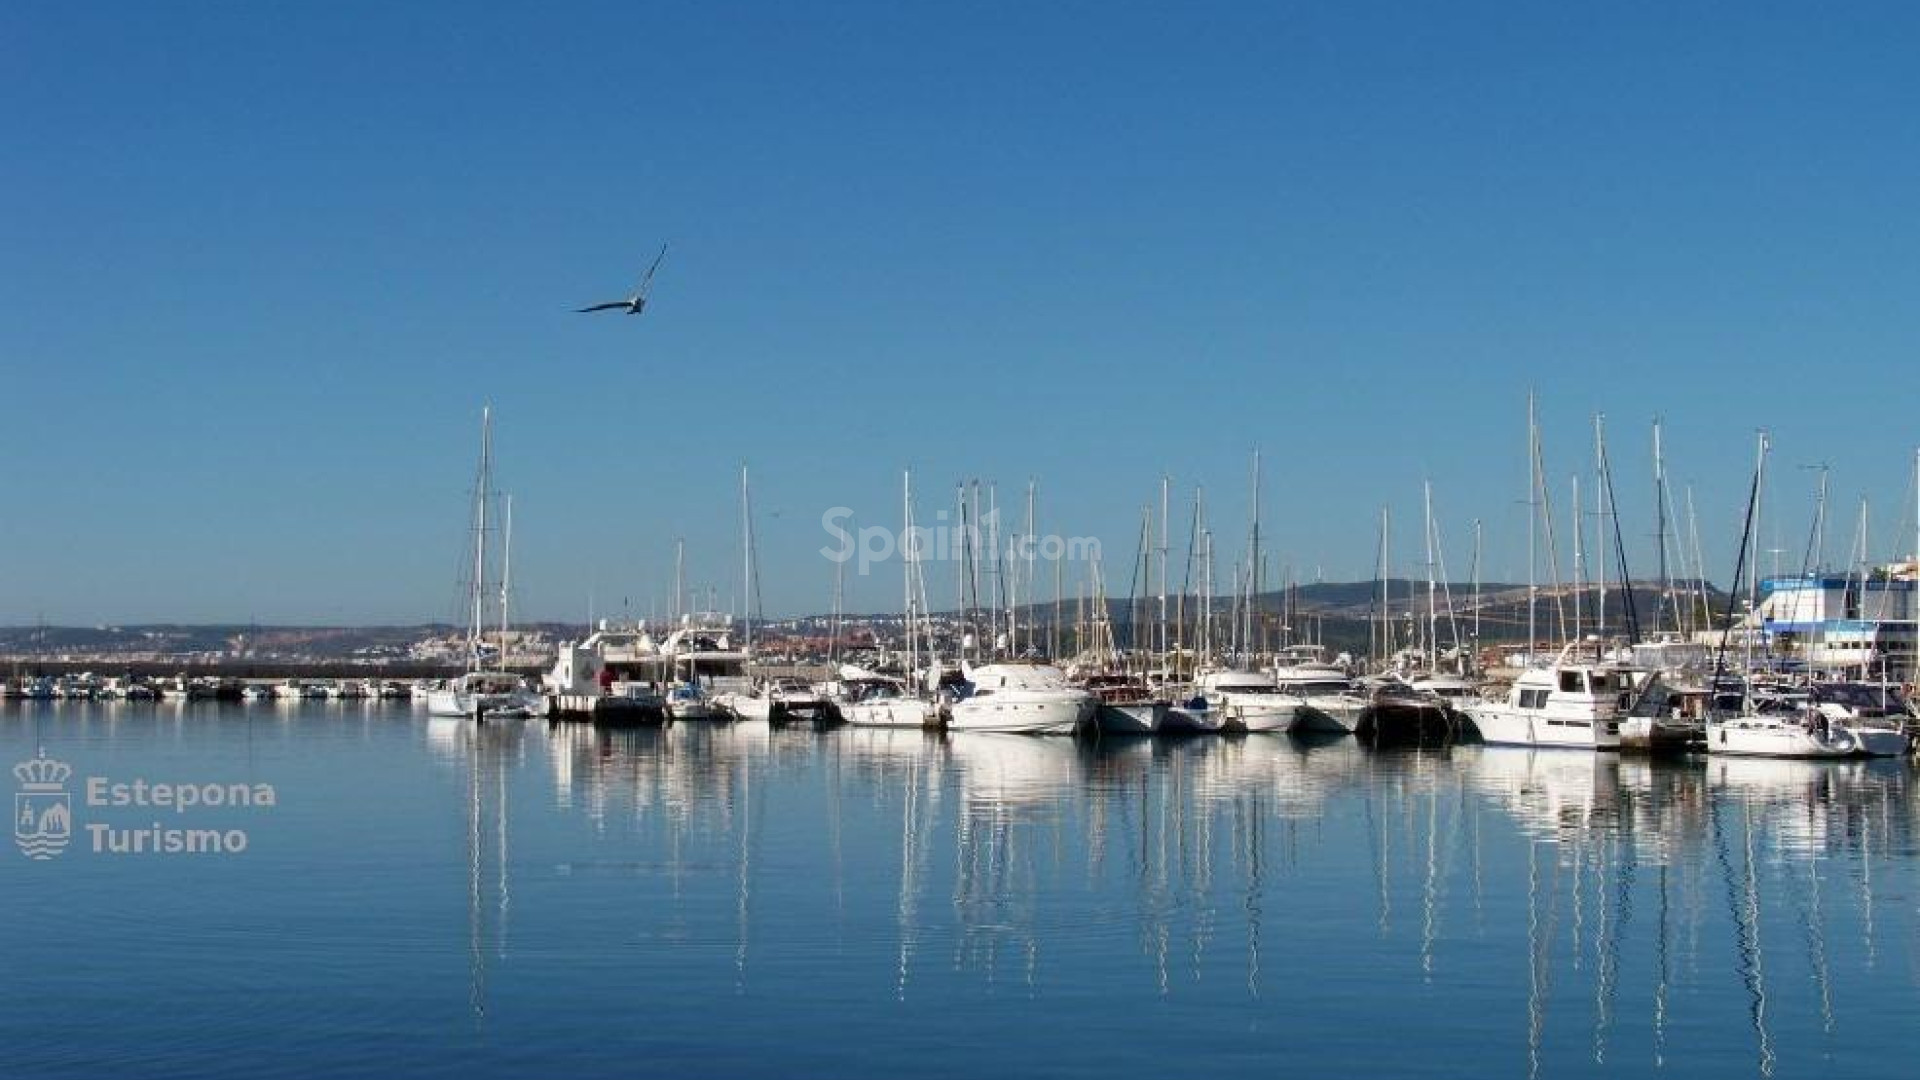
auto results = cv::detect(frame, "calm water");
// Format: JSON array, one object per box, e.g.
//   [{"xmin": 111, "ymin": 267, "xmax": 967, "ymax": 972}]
[{"xmin": 5, "ymin": 702, "xmax": 1919, "ymax": 1078}]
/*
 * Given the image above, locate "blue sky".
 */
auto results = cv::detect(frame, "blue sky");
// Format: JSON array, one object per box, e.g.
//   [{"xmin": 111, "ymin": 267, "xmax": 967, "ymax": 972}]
[{"xmin": 5, "ymin": 2, "xmax": 1920, "ymax": 623}]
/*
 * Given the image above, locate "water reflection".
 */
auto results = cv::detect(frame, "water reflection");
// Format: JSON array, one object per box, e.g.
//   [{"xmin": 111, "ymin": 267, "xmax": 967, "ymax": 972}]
[{"xmin": 384, "ymin": 713, "xmax": 1920, "ymax": 1077}]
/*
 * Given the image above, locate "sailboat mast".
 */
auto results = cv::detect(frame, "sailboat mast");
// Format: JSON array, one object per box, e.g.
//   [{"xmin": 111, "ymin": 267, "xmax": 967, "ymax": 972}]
[
  {"xmin": 1594, "ymin": 414, "xmax": 1608, "ymax": 641},
  {"xmin": 1158, "ymin": 474, "xmax": 1170, "ymax": 664},
  {"xmin": 1247, "ymin": 449, "xmax": 1262, "ymax": 664},
  {"xmin": 1200, "ymin": 528, "xmax": 1214, "ymax": 665},
  {"xmin": 470, "ymin": 406, "xmax": 492, "ymax": 672},
  {"xmin": 1470, "ymin": 517, "xmax": 1481, "ymax": 669},
  {"xmin": 740, "ymin": 464, "xmax": 754, "ymax": 656},
  {"xmin": 498, "ymin": 492, "xmax": 513, "ymax": 658},
  {"xmin": 1571, "ymin": 474, "xmax": 1583, "ymax": 643},
  {"xmin": 1654, "ymin": 417, "xmax": 1671, "ymax": 634},
  {"xmin": 673, "ymin": 538, "xmax": 686, "ymax": 627},
  {"xmin": 1374, "ymin": 505, "xmax": 1389, "ymax": 668},
  {"xmin": 903, "ymin": 469, "xmax": 916, "ymax": 682},
  {"xmin": 1424, "ymin": 481, "xmax": 1437, "ymax": 670},
  {"xmin": 1527, "ymin": 393, "xmax": 1538, "ymax": 664}
]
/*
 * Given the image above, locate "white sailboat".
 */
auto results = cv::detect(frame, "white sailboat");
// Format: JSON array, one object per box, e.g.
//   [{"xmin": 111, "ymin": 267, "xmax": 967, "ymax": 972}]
[
  {"xmin": 427, "ymin": 406, "xmax": 538, "ymax": 721},
  {"xmin": 845, "ymin": 470, "xmax": 942, "ymax": 729}
]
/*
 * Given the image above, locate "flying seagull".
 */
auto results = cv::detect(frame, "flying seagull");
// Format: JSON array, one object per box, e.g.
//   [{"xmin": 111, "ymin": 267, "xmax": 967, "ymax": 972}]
[{"xmin": 577, "ymin": 243, "xmax": 668, "ymax": 315}]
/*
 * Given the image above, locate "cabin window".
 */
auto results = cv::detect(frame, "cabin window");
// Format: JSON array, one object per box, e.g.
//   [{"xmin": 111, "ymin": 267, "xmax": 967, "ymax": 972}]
[
  {"xmin": 1519, "ymin": 688, "xmax": 1549, "ymax": 709},
  {"xmin": 1559, "ymin": 671, "xmax": 1585, "ymax": 693}
]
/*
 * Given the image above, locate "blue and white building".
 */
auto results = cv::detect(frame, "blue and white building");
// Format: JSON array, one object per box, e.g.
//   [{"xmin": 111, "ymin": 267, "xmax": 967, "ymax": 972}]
[{"xmin": 1753, "ymin": 571, "xmax": 1918, "ymax": 678}]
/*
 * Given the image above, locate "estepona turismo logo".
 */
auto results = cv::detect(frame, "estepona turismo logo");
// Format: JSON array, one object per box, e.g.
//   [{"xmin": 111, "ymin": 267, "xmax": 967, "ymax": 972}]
[
  {"xmin": 14, "ymin": 750, "xmax": 72, "ymax": 859},
  {"xmin": 13, "ymin": 749, "xmax": 276, "ymax": 860}
]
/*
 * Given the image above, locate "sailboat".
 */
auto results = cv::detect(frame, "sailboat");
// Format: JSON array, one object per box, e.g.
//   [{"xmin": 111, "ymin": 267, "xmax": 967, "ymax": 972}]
[
  {"xmin": 844, "ymin": 470, "xmax": 943, "ymax": 728},
  {"xmin": 426, "ymin": 406, "xmax": 539, "ymax": 721},
  {"xmin": 1705, "ymin": 432, "xmax": 1856, "ymax": 758}
]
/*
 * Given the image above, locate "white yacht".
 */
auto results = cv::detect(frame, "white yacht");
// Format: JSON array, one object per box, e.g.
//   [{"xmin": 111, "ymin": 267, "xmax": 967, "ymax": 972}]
[
  {"xmin": 1464, "ymin": 646, "xmax": 1629, "ymax": 749},
  {"xmin": 655, "ymin": 616, "xmax": 750, "ymax": 722},
  {"xmin": 1195, "ymin": 668, "xmax": 1302, "ymax": 732},
  {"xmin": 948, "ymin": 662, "xmax": 1096, "ymax": 735},
  {"xmin": 543, "ymin": 620, "xmax": 667, "ymax": 723},
  {"xmin": 841, "ymin": 676, "xmax": 942, "ymax": 728},
  {"xmin": 1269, "ymin": 653, "xmax": 1367, "ymax": 735}
]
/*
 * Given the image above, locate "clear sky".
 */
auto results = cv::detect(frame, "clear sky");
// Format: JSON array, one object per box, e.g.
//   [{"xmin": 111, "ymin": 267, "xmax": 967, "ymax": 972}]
[{"xmin": 6, "ymin": 2, "xmax": 1920, "ymax": 624}]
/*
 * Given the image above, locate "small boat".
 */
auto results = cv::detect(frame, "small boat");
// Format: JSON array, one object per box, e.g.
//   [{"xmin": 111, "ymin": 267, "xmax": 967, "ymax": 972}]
[
  {"xmin": 1809, "ymin": 682, "xmax": 1912, "ymax": 757},
  {"xmin": 1079, "ymin": 672, "xmax": 1168, "ymax": 735},
  {"xmin": 1160, "ymin": 694, "xmax": 1226, "ymax": 734},
  {"xmin": 663, "ymin": 680, "xmax": 723, "ymax": 722}
]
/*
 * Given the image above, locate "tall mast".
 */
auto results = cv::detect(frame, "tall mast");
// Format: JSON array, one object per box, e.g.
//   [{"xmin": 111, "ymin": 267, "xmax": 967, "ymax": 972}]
[
  {"xmin": 1423, "ymin": 482, "xmax": 1437, "ymax": 670},
  {"xmin": 1200, "ymin": 528, "xmax": 1214, "ymax": 665},
  {"xmin": 498, "ymin": 492, "xmax": 513, "ymax": 658},
  {"xmin": 1375, "ymin": 505, "xmax": 1390, "ymax": 667},
  {"xmin": 1247, "ymin": 448, "xmax": 1262, "ymax": 664},
  {"xmin": 1050, "ymin": 532, "xmax": 1062, "ymax": 661},
  {"xmin": 1594, "ymin": 414, "xmax": 1608, "ymax": 641},
  {"xmin": 1470, "ymin": 517, "xmax": 1482, "ymax": 668},
  {"xmin": 469, "ymin": 405, "xmax": 493, "ymax": 672},
  {"xmin": 1157, "ymin": 474, "xmax": 1170, "ymax": 665},
  {"xmin": 1022, "ymin": 478, "xmax": 1038, "ymax": 658},
  {"xmin": 740, "ymin": 464, "xmax": 755, "ymax": 656},
  {"xmin": 903, "ymin": 469, "xmax": 916, "ymax": 682},
  {"xmin": 673, "ymin": 538, "xmax": 686, "ymax": 626},
  {"xmin": 1653, "ymin": 417, "xmax": 1671, "ymax": 634},
  {"xmin": 1749, "ymin": 432, "xmax": 1769, "ymax": 616},
  {"xmin": 1527, "ymin": 393, "xmax": 1538, "ymax": 663},
  {"xmin": 1571, "ymin": 473, "xmax": 1583, "ymax": 642}
]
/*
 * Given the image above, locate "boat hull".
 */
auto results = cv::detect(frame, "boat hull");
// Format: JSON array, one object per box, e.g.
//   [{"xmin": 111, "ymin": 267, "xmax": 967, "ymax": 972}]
[
  {"xmin": 843, "ymin": 698, "xmax": 942, "ymax": 729},
  {"xmin": 1096, "ymin": 701, "xmax": 1167, "ymax": 734},
  {"xmin": 1839, "ymin": 723, "xmax": 1910, "ymax": 757},
  {"xmin": 1706, "ymin": 718, "xmax": 1856, "ymax": 758},
  {"xmin": 425, "ymin": 690, "xmax": 534, "ymax": 719},
  {"xmin": 1466, "ymin": 704, "xmax": 1621, "ymax": 749},
  {"xmin": 1357, "ymin": 698, "xmax": 1459, "ymax": 745},
  {"xmin": 1213, "ymin": 691, "xmax": 1305, "ymax": 726},
  {"xmin": 949, "ymin": 699, "xmax": 1091, "ymax": 735},
  {"xmin": 1294, "ymin": 695, "xmax": 1366, "ymax": 735}
]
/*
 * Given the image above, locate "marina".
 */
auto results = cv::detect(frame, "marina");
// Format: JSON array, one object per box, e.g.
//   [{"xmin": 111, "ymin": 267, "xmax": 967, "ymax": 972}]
[{"xmin": 6, "ymin": 702, "xmax": 1920, "ymax": 1078}]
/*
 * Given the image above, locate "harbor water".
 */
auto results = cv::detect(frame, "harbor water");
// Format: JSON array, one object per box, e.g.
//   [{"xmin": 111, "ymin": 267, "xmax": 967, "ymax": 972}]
[{"xmin": 4, "ymin": 702, "xmax": 1918, "ymax": 1078}]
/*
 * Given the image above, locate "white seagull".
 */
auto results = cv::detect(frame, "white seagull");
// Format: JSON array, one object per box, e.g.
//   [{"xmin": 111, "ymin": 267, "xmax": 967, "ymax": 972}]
[{"xmin": 577, "ymin": 243, "xmax": 668, "ymax": 315}]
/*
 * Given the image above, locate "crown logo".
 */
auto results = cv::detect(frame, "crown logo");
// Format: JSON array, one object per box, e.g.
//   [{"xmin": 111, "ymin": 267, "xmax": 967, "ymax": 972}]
[{"xmin": 14, "ymin": 751, "xmax": 72, "ymax": 790}]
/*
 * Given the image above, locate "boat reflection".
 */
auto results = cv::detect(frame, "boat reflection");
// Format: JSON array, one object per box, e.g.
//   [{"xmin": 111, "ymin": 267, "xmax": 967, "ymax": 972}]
[{"xmin": 413, "ymin": 718, "xmax": 1920, "ymax": 1074}]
